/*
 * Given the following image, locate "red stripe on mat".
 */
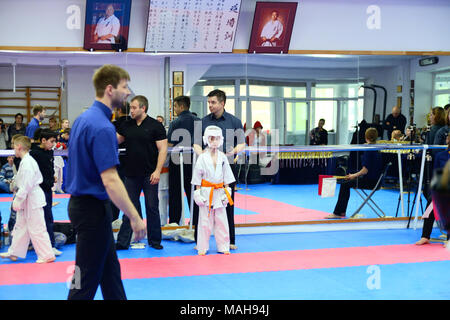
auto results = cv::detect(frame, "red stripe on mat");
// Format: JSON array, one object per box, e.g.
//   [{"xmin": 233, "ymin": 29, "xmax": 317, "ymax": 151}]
[
  {"xmin": 0, "ymin": 194, "xmax": 70, "ymax": 202},
  {"xmin": 0, "ymin": 244, "xmax": 449, "ymax": 286},
  {"xmin": 233, "ymin": 193, "xmax": 330, "ymax": 223}
]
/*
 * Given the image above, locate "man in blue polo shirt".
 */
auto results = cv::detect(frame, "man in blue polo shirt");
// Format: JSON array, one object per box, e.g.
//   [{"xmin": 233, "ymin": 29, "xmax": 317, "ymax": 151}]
[
  {"xmin": 25, "ymin": 105, "xmax": 45, "ymax": 139},
  {"xmin": 66, "ymin": 64, "xmax": 146, "ymax": 300},
  {"xmin": 193, "ymin": 89, "xmax": 245, "ymax": 250}
]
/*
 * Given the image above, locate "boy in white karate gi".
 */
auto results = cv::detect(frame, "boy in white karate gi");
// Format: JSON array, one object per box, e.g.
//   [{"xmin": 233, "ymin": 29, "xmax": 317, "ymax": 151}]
[
  {"xmin": 191, "ymin": 126, "xmax": 235, "ymax": 255},
  {"xmin": 0, "ymin": 136, "xmax": 55, "ymax": 263}
]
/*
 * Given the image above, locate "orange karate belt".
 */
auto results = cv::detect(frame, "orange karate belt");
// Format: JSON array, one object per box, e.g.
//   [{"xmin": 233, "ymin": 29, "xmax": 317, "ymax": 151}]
[
  {"xmin": 201, "ymin": 179, "xmax": 234, "ymax": 214},
  {"xmin": 161, "ymin": 167, "xmax": 169, "ymax": 174}
]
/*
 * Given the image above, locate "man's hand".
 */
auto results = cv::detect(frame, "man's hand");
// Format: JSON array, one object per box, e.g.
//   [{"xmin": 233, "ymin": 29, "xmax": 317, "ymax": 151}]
[
  {"xmin": 346, "ymin": 173, "xmax": 357, "ymax": 180},
  {"xmin": 150, "ymin": 171, "xmax": 160, "ymax": 185},
  {"xmin": 129, "ymin": 216, "xmax": 146, "ymax": 242}
]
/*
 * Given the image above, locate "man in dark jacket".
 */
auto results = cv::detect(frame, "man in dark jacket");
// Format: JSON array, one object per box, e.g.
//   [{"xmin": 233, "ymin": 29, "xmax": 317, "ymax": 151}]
[
  {"xmin": 383, "ymin": 106, "xmax": 407, "ymax": 140},
  {"xmin": 30, "ymin": 128, "xmax": 60, "ymax": 256},
  {"xmin": 167, "ymin": 95, "xmax": 200, "ymax": 226}
]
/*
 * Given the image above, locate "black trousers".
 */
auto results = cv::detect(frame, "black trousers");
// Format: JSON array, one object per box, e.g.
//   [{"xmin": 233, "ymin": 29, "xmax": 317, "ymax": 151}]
[
  {"xmin": 116, "ymin": 176, "xmax": 161, "ymax": 248},
  {"xmin": 333, "ymin": 178, "xmax": 377, "ymax": 216},
  {"xmin": 68, "ymin": 195, "xmax": 126, "ymax": 300},
  {"xmin": 43, "ymin": 189, "xmax": 55, "ymax": 247},
  {"xmin": 168, "ymin": 160, "xmax": 198, "ymax": 225},
  {"xmin": 193, "ymin": 163, "xmax": 237, "ymax": 245}
]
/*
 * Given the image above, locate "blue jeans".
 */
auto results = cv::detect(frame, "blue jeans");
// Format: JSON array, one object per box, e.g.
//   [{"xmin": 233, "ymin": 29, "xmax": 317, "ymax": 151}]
[{"xmin": 116, "ymin": 176, "xmax": 161, "ymax": 248}]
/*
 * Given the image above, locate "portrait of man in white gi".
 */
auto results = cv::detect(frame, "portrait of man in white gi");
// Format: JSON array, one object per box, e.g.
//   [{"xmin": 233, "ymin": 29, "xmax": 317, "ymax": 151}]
[{"xmin": 93, "ymin": 3, "xmax": 121, "ymax": 44}]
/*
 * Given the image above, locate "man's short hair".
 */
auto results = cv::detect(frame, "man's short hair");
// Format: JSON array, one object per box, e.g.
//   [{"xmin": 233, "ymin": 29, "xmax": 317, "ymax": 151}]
[
  {"xmin": 40, "ymin": 129, "xmax": 58, "ymax": 141},
  {"xmin": 131, "ymin": 95, "xmax": 149, "ymax": 113},
  {"xmin": 14, "ymin": 135, "xmax": 31, "ymax": 151},
  {"xmin": 173, "ymin": 95, "xmax": 191, "ymax": 110},
  {"xmin": 207, "ymin": 89, "xmax": 226, "ymax": 105},
  {"xmin": 32, "ymin": 104, "xmax": 45, "ymax": 116},
  {"xmin": 92, "ymin": 64, "xmax": 130, "ymax": 98},
  {"xmin": 319, "ymin": 118, "xmax": 325, "ymax": 123},
  {"xmin": 365, "ymin": 127, "xmax": 378, "ymax": 143}
]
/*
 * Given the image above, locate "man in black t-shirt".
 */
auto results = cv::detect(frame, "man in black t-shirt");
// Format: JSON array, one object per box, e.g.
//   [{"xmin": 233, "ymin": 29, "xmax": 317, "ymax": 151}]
[
  {"xmin": 383, "ymin": 106, "xmax": 407, "ymax": 140},
  {"xmin": 110, "ymin": 102, "xmax": 129, "ymax": 221},
  {"xmin": 116, "ymin": 95, "xmax": 168, "ymax": 250}
]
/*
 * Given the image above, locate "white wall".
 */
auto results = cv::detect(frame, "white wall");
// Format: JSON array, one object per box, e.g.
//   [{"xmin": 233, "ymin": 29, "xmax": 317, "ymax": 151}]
[
  {"xmin": 1, "ymin": 0, "xmax": 450, "ymax": 51},
  {"xmin": 65, "ymin": 63, "xmax": 162, "ymax": 124}
]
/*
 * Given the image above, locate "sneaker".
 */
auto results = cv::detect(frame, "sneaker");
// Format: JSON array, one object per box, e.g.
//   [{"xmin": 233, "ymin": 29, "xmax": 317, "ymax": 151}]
[
  {"xmin": 130, "ymin": 242, "xmax": 146, "ymax": 249},
  {"xmin": 52, "ymin": 248, "xmax": 62, "ymax": 256}
]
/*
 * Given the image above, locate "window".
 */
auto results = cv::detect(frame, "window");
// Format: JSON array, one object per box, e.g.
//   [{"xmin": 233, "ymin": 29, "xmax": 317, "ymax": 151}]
[
  {"xmin": 433, "ymin": 71, "xmax": 450, "ymax": 107},
  {"xmin": 435, "ymin": 72, "xmax": 450, "ymax": 91},
  {"xmin": 312, "ymin": 86, "xmax": 335, "ymax": 131}
]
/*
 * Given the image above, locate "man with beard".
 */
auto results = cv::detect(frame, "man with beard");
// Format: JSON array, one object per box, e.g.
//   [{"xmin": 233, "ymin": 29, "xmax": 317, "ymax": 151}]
[
  {"xmin": 65, "ymin": 64, "xmax": 146, "ymax": 300},
  {"xmin": 25, "ymin": 105, "xmax": 46, "ymax": 140},
  {"xmin": 115, "ymin": 95, "xmax": 168, "ymax": 250}
]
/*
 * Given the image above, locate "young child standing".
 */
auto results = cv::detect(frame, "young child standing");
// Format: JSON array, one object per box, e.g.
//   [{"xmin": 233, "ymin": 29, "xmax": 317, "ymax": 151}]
[
  {"xmin": 30, "ymin": 129, "xmax": 61, "ymax": 256},
  {"xmin": 0, "ymin": 136, "xmax": 55, "ymax": 263},
  {"xmin": 191, "ymin": 125, "xmax": 235, "ymax": 255}
]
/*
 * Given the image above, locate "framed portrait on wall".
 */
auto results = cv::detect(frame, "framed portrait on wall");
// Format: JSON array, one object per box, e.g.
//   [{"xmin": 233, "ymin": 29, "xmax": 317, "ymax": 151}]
[
  {"xmin": 83, "ymin": 0, "xmax": 132, "ymax": 51},
  {"xmin": 173, "ymin": 86, "xmax": 183, "ymax": 99},
  {"xmin": 173, "ymin": 71, "xmax": 184, "ymax": 85},
  {"xmin": 248, "ymin": 2, "xmax": 298, "ymax": 54}
]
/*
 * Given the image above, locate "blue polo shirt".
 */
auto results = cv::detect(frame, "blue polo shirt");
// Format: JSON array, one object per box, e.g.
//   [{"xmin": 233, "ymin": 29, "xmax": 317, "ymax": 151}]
[
  {"xmin": 25, "ymin": 117, "xmax": 40, "ymax": 138},
  {"xmin": 66, "ymin": 100, "xmax": 119, "ymax": 200},
  {"xmin": 201, "ymin": 110, "xmax": 244, "ymax": 153}
]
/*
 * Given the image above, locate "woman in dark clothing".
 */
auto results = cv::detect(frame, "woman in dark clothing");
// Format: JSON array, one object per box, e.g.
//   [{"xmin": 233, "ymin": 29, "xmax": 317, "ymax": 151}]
[
  {"xmin": 325, "ymin": 127, "xmax": 382, "ymax": 219},
  {"xmin": 426, "ymin": 107, "xmax": 445, "ymax": 145},
  {"xmin": 416, "ymin": 132, "xmax": 450, "ymax": 245},
  {"xmin": 7, "ymin": 113, "xmax": 26, "ymax": 148}
]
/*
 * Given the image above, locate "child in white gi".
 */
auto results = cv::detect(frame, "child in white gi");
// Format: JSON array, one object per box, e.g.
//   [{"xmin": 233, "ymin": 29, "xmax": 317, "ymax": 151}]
[
  {"xmin": 191, "ymin": 126, "xmax": 235, "ymax": 255},
  {"xmin": 0, "ymin": 136, "xmax": 55, "ymax": 263}
]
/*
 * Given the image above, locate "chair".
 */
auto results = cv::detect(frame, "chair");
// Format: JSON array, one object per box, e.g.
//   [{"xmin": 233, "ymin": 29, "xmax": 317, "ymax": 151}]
[{"xmin": 350, "ymin": 162, "xmax": 392, "ymax": 218}]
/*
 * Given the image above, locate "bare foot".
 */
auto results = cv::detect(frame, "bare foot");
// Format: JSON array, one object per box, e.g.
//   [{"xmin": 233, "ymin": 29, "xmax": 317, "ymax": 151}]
[
  {"xmin": 415, "ymin": 237, "xmax": 430, "ymax": 245},
  {"xmin": 324, "ymin": 214, "xmax": 345, "ymax": 219},
  {"xmin": 198, "ymin": 250, "xmax": 206, "ymax": 256},
  {"xmin": 0, "ymin": 253, "xmax": 18, "ymax": 261},
  {"xmin": 36, "ymin": 257, "xmax": 56, "ymax": 263},
  {"xmin": 230, "ymin": 244, "xmax": 237, "ymax": 250}
]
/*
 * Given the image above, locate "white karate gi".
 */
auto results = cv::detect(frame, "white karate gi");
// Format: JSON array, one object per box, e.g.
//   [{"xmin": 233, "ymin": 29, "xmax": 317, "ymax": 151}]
[
  {"xmin": 191, "ymin": 150, "xmax": 235, "ymax": 253},
  {"xmin": 260, "ymin": 20, "xmax": 283, "ymax": 47},
  {"xmin": 53, "ymin": 155, "xmax": 64, "ymax": 193},
  {"xmin": 95, "ymin": 14, "xmax": 120, "ymax": 44},
  {"xmin": 7, "ymin": 153, "xmax": 54, "ymax": 261}
]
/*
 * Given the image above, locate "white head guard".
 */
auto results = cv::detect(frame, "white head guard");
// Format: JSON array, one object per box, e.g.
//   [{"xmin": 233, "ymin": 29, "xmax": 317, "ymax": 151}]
[{"xmin": 203, "ymin": 125, "xmax": 223, "ymax": 148}]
